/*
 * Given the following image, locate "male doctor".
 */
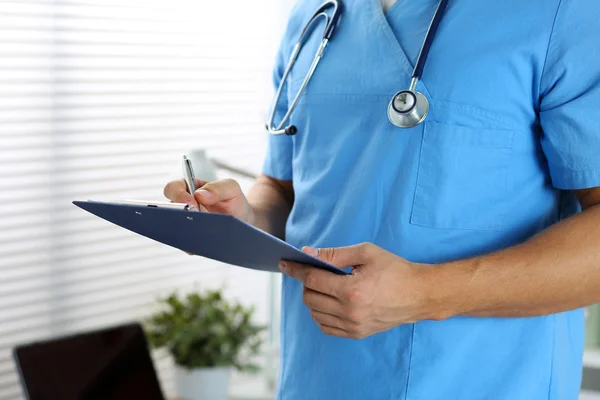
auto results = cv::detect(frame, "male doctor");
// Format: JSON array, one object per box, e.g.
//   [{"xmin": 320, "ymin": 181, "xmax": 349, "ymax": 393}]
[{"xmin": 165, "ymin": 0, "xmax": 600, "ymax": 398}]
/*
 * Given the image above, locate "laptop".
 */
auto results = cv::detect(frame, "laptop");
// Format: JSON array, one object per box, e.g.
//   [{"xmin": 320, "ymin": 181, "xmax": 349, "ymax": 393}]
[{"xmin": 13, "ymin": 322, "xmax": 165, "ymax": 400}]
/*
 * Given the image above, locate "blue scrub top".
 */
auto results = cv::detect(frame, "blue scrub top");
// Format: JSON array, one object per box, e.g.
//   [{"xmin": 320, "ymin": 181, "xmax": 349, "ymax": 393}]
[{"xmin": 262, "ymin": 0, "xmax": 600, "ymax": 399}]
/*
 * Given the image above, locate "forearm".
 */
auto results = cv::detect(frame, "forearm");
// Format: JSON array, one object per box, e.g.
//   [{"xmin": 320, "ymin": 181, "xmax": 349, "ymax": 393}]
[
  {"xmin": 432, "ymin": 204, "xmax": 600, "ymax": 319},
  {"xmin": 246, "ymin": 174, "xmax": 293, "ymax": 240}
]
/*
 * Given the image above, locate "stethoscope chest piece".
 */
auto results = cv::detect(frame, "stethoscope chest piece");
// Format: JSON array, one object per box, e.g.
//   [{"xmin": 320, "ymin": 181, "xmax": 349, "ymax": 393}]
[{"xmin": 387, "ymin": 90, "xmax": 429, "ymax": 129}]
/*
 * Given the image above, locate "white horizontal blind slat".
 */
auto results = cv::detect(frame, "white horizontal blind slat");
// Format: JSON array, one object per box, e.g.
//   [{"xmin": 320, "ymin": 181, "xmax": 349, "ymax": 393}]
[{"xmin": 0, "ymin": 0, "xmax": 281, "ymax": 398}]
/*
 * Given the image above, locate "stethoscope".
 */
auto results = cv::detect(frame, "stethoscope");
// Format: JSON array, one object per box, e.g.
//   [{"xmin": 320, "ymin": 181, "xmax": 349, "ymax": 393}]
[{"xmin": 266, "ymin": 0, "xmax": 450, "ymax": 135}]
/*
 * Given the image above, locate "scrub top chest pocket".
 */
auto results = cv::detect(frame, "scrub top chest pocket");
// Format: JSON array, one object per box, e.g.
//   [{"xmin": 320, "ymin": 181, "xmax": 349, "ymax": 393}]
[{"xmin": 410, "ymin": 121, "xmax": 515, "ymax": 231}]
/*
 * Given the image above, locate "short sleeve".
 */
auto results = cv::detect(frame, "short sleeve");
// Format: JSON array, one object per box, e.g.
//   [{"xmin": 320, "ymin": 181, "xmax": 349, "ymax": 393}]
[
  {"xmin": 539, "ymin": 0, "xmax": 600, "ymax": 190},
  {"xmin": 262, "ymin": 47, "xmax": 294, "ymax": 181}
]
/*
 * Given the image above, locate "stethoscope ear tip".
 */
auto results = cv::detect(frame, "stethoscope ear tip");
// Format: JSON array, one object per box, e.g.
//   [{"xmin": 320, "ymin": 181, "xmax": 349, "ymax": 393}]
[{"xmin": 285, "ymin": 126, "xmax": 298, "ymax": 136}]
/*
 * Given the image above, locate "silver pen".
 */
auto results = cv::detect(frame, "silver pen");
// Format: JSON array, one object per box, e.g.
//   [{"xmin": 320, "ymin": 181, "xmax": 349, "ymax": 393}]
[{"xmin": 182, "ymin": 154, "xmax": 197, "ymax": 198}]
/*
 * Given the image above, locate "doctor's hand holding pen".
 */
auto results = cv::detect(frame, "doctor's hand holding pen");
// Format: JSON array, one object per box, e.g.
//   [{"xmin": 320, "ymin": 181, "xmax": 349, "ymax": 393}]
[
  {"xmin": 163, "ymin": 177, "xmax": 251, "ymax": 220},
  {"xmin": 163, "ymin": 174, "xmax": 293, "ymax": 242}
]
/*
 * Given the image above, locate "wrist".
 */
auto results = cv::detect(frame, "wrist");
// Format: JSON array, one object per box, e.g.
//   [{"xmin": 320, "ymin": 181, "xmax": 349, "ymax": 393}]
[
  {"xmin": 245, "ymin": 203, "xmax": 260, "ymax": 227},
  {"xmin": 246, "ymin": 202, "xmax": 275, "ymax": 235},
  {"xmin": 417, "ymin": 259, "xmax": 478, "ymax": 321}
]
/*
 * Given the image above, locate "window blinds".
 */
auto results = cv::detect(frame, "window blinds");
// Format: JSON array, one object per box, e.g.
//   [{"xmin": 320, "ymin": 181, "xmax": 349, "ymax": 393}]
[{"xmin": 0, "ymin": 0, "xmax": 283, "ymax": 398}]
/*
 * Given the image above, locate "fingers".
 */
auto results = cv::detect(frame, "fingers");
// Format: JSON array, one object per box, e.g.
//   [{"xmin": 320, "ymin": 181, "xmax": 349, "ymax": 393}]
[
  {"xmin": 311, "ymin": 311, "xmax": 367, "ymax": 339},
  {"xmin": 164, "ymin": 178, "xmax": 243, "ymax": 211},
  {"xmin": 193, "ymin": 178, "xmax": 208, "ymax": 191},
  {"xmin": 164, "ymin": 179, "xmax": 206, "ymax": 209},
  {"xmin": 310, "ymin": 309, "xmax": 363, "ymax": 334},
  {"xmin": 194, "ymin": 178, "xmax": 242, "ymax": 207},
  {"xmin": 306, "ymin": 292, "xmax": 367, "ymax": 340},
  {"xmin": 303, "ymin": 243, "xmax": 374, "ymax": 269},
  {"xmin": 279, "ymin": 261, "xmax": 346, "ymax": 298},
  {"xmin": 316, "ymin": 323, "xmax": 350, "ymax": 338},
  {"xmin": 311, "ymin": 310, "xmax": 346, "ymax": 329},
  {"xmin": 303, "ymin": 287, "xmax": 345, "ymax": 316},
  {"xmin": 311, "ymin": 310, "xmax": 351, "ymax": 338}
]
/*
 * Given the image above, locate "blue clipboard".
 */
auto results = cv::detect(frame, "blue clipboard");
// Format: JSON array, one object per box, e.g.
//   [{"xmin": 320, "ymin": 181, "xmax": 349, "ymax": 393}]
[{"xmin": 73, "ymin": 201, "xmax": 347, "ymax": 275}]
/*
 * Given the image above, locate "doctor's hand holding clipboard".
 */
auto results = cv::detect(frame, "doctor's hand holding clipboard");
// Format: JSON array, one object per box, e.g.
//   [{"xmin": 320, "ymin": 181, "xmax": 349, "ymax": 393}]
[{"xmin": 163, "ymin": 159, "xmax": 292, "ymax": 244}]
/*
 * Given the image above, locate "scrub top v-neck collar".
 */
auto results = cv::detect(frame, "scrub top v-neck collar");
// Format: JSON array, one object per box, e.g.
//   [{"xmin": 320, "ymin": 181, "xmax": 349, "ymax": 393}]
[
  {"xmin": 381, "ymin": 0, "xmax": 398, "ymax": 13},
  {"xmin": 368, "ymin": 0, "xmax": 433, "ymax": 100}
]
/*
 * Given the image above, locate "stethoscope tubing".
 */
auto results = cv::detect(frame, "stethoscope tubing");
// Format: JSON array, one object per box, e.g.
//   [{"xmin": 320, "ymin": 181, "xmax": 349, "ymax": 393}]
[
  {"xmin": 412, "ymin": 0, "xmax": 449, "ymax": 81},
  {"xmin": 266, "ymin": 1, "xmax": 342, "ymax": 135},
  {"xmin": 267, "ymin": 0, "xmax": 449, "ymax": 134}
]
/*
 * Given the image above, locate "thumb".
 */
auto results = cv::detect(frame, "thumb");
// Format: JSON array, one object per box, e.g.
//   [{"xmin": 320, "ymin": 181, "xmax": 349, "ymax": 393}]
[
  {"xmin": 302, "ymin": 244, "xmax": 369, "ymax": 269},
  {"xmin": 194, "ymin": 179, "xmax": 241, "ymax": 206}
]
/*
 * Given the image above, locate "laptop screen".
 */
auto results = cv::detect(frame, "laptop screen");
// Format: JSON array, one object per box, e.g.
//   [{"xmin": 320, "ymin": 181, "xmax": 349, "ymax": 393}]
[{"xmin": 13, "ymin": 323, "xmax": 165, "ymax": 400}]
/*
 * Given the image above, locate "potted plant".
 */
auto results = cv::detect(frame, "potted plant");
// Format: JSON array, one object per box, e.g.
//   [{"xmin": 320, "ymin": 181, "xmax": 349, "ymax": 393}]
[{"xmin": 146, "ymin": 289, "xmax": 265, "ymax": 400}]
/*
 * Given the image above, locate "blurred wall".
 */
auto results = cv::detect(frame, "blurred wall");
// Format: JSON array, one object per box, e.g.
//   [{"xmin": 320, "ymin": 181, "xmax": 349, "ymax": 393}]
[{"xmin": 0, "ymin": 0, "xmax": 289, "ymax": 398}]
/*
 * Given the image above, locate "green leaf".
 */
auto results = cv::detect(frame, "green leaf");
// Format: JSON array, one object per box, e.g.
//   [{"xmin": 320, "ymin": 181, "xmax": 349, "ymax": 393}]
[{"xmin": 144, "ymin": 288, "xmax": 265, "ymax": 371}]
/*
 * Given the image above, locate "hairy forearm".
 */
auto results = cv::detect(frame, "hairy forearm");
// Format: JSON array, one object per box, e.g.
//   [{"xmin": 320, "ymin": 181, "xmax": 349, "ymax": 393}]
[
  {"xmin": 246, "ymin": 174, "xmax": 293, "ymax": 240},
  {"xmin": 431, "ymin": 204, "xmax": 600, "ymax": 319}
]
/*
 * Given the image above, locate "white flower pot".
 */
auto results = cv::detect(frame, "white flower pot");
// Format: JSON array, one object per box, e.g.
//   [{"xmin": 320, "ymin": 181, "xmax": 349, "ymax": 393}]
[{"xmin": 174, "ymin": 366, "xmax": 231, "ymax": 400}]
